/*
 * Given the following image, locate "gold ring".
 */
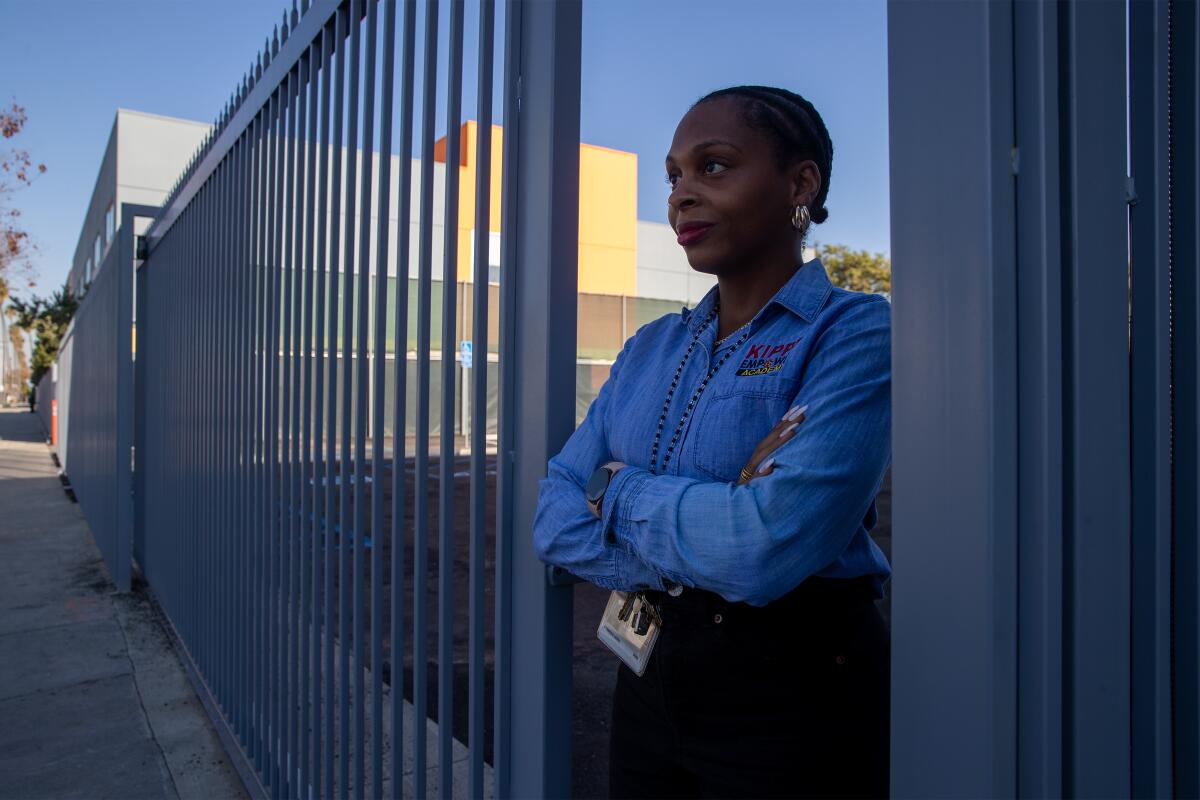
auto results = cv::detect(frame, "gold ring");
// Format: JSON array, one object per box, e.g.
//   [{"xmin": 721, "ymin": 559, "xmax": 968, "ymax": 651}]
[{"xmin": 739, "ymin": 466, "xmax": 755, "ymax": 483}]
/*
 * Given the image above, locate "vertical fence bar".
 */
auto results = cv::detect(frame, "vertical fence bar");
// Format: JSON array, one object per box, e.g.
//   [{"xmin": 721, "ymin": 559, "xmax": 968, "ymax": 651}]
[
  {"xmin": 202, "ymin": 165, "xmax": 212, "ymax": 688},
  {"xmin": 285, "ymin": 55, "xmax": 302, "ymax": 800},
  {"xmin": 269, "ymin": 68, "xmax": 286, "ymax": 796},
  {"xmin": 253, "ymin": 81, "xmax": 266, "ymax": 789},
  {"xmin": 215, "ymin": 158, "xmax": 226, "ymax": 697},
  {"xmin": 1011, "ymin": 3, "xmax": 1064, "ymax": 794},
  {"xmin": 190, "ymin": 173, "xmax": 201, "ymax": 677},
  {"xmin": 494, "ymin": 3, "xmax": 520, "ymax": 794},
  {"xmin": 237, "ymin": 117, "xmax": 253, "ymax": 752},
  {"xmin": 301, "ymin": 37, "xmax": 319, "ymax": 798},
  {"xmin": 230, "ymin": 136, "xmax": 241, "ymax": 718},
  {"xmin": 255, "ymin": 67, "xmax": 269, "ymax": 787},
  {"xmin": 284, "ymin": 11, "xmax": 300, "ymax": 786},
  {"xmin": 371, "ymin": 0, "xmax": 398, "ymax": 795},
  {"xmin": 414, "ymin": 0, "xmax": 440, "ymax": 794},
  {"xmin": 241, "ymin": 103, "xmax": 252, "ymax": 774},
  {"xmin": 214, "ymin": 157, "xmax": 225, "ymax": 695},
  {"xmin": 115, "ymin": 204, "xmax": 134, "ymax": 593},
  {"xmin": 1173, "ymin": 0, "xmax": 1200, "ymax": 792},
  {"xmin": 224, "ymin": 127, "xmax": 236, "ymax": 742},
  {"xmin": 311, "ymin": 22, "xmax": 332, "ymax": 798},
  {"xmin": 256, "ymin": 95, "xmax": 274, "ymax": 779},
  {"xmin": 340, "ymin": 1, "xmax": 362, "ymax": 793},
  {"xmin": 326, "ymin": 9, "xmax": 347, "ymax": 796},
  {"xmin": 390, "ymin": 1, "xmax": 417, "ymax": 794},
  {"xmin": 437, "ymin": 0, "xmax": 464, "ymax": 794},
  {"xmin": 887, "ymin": 3, "xmax": 1019, "ymax": 794},
  {"xmin": 292, "ymin": 45, "xmax": 309, "ymax": 800},
  {"xmin": 1061, "ymin": 3, "xmax": 1131, "ymax": 792},
  {"xmin": 497, "ymin": 2, "xmax": 581, "ymax": 796},
  {"xmin": 353, "ymin": 1, "xmax": 378, "ymax": 795},
  {"xmin": 274, "ymin": 37, "xmax": 289, "ymax": 783},
  {"xmin": 438, "ymin": 1, "xmax": 465, "ymax": 794},
  {"xmin": 207, "ymin": 153, "xmax": 218, "ymax": 706},
  {"xmin": 197, "ymin": 171, "xmax": 206, "ymax": 671},
  {"xmin": 1129, "ymin": 1, "xmax": 1175, "ymax": 795},
  {"xmin": 218, "ymin": 138, "xmax": 232, "ymax": 714},
  {"xmin": 468, "ymin": 2, "xmax": 495, "ymax": 794},
  {"xmin": 255, "ymin": 84, "xmax": 267, "ymax": 793},
  {"xmin": 227, "ymin": 136, "xmax": 239, "ymax": 716}
]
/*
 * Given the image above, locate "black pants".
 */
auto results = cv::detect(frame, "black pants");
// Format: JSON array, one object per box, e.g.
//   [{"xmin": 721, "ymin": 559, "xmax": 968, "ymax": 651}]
[{"xmin": 608, "ymin": 576, "xmax": 890, "ymax": 800}]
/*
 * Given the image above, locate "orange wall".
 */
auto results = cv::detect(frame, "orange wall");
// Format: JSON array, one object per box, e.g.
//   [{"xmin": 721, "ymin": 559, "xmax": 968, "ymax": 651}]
[{"xmin": 434, "ymin": 121, "xmax": 637, "ymax": 295}]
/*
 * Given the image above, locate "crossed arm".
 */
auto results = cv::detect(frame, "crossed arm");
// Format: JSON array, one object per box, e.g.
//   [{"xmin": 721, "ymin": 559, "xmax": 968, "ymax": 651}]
[{"xmin": 532, "ymin": 297, "xmax": 891, "ymax": 606}]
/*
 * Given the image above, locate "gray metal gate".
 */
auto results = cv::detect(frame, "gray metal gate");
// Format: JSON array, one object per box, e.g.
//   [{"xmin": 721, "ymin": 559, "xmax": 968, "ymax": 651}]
[
  {"xmin": 888, "ymin": 0, "xmax": 1199, "ymax": 795},
  {"xmin": 134, "ymin": 1, "xmax": 580, "ymax": 797}
]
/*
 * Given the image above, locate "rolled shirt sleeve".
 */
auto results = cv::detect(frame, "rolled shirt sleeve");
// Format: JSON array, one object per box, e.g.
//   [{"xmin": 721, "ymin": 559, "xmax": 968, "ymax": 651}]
[
  {"xmin": 605, "ymin": 297, "xmax": 892, "ymax": 606},
  {"xmin": 532, "ymin": 337, "xmax": 667, "ymax": 591}
]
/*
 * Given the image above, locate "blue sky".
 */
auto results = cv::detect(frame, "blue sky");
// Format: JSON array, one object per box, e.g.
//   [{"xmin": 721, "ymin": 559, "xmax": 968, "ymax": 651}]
[{"xmin": 0, "ymin": 0, "xmax": 889, "ymax": 296}]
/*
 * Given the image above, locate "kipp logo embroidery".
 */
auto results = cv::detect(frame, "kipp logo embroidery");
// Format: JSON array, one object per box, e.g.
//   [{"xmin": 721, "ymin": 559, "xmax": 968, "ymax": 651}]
[{"xmin": 736, "ymin": 337, "xmax": 801, "ymax": 377}]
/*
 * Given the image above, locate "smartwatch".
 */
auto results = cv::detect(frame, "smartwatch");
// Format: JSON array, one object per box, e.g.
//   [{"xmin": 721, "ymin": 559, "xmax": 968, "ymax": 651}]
[{"xmin": 585, "ymin": 461, "xmax": 626, "ymax": 519}]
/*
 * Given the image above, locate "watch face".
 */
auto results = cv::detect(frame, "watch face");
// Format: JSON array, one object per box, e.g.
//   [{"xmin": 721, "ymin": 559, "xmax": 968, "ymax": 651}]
[{"xmin": 585, "ymin": 467, "xmax": 610, "ymax": 504}]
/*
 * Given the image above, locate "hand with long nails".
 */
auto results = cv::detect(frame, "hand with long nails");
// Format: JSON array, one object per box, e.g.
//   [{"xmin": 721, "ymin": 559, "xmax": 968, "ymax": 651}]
[{"xmin": 736, "ymin": 403, "xmax": 809, "ymax": 486}]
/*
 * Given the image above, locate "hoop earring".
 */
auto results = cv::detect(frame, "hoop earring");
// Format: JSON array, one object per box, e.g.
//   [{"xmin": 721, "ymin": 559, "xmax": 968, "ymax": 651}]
[{"xmin": 791, "ymin": 204, "xmax": 811, "ymax": 231}]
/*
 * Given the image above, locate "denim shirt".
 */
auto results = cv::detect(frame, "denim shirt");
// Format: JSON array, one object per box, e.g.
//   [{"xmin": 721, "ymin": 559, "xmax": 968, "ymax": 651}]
[{"xmin": 532, "ymin": 259, "xmax": 892, "ymax": 606}]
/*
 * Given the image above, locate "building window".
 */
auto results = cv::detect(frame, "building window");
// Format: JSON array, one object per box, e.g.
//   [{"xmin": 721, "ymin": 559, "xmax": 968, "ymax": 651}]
[
  {"xmin": 85, "ymin": 257, "xmax": 92, "ymax": 286},
  {"xmin": 104, "ymin": 204, "xmax": 115, "ymax": 247},
  {"xmin": 93, "ymin": 234, "xmax": 102, "ymax": 272}
]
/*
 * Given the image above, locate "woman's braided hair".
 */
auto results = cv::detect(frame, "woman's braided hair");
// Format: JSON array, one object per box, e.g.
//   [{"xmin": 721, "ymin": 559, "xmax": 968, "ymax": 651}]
[{"xmin": 693, "ymin": 86, "xmax": 833, "ymax": 225}]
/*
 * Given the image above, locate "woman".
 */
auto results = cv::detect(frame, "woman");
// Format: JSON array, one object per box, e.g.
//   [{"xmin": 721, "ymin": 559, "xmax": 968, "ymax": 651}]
[{"xmin": 533, "ymin": 86, "xmax": 891, "ymax": 799}]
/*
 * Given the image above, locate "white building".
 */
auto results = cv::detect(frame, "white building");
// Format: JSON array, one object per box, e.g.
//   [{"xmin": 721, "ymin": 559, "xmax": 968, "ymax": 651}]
[{"xmin": 68, "ymin": 110, "xmax": 211, "ymax": 296}]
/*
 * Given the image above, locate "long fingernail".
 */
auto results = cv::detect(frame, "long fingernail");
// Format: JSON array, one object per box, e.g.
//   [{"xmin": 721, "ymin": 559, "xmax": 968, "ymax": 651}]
[
  {"xmin": 784, "ymin": 403, "xmax": 810, "ymax": 422},
  {"xmin": 779, "ymin": 422, "xmax": 799, "ymax": 439},
  {"xmin": 756, "ymin": 457, "xmax": 775, "ymax": 475}
]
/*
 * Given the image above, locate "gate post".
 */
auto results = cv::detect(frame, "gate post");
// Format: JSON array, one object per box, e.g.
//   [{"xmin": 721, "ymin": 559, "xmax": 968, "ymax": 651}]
[
  {"xmin": 890, "ymin": 2, "xmax": 1133, "ymax": 795},
  {"xmin": 112, "ymin": 205, "xmax": 141, "ymax": 591},
  {"xmin": 496, "ymin": 0, "xmax": 582, "ymax": 796}
]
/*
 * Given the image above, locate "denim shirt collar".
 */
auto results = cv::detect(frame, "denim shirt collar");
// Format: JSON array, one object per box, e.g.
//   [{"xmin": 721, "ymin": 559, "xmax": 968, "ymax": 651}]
[{"xmin": 680, "ymin": 258, "xmax": 835, "ymax": 334}]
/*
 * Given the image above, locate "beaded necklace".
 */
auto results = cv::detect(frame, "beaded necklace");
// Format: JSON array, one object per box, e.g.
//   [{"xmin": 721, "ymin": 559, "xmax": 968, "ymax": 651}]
[{"xmin": 647, "ymin": 302, "xmax": 756, "ymax": 475}]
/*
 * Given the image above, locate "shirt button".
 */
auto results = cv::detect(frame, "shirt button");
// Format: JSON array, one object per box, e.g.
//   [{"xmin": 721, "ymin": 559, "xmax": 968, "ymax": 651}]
[
  {"xmin": 713, "ymin": 613, "xmax": 723, "ymax": 624},
  {"xmin": 835, "ymin": 655, "xmax": 846, "ymax": 665}
]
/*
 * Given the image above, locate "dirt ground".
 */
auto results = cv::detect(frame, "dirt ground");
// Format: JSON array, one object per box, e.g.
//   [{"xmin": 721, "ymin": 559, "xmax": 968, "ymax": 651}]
[{"xmin": 310, "ymin": 456, "xmax": 891, "ymax": 799}]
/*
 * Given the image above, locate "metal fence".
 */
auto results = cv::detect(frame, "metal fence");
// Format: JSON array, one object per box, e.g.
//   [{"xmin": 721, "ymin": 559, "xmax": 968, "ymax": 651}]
[
  {"xmin": 34, "ymin": 368, "xmax": 54, "ymax": 444},
  {"xmin": 50, "ymin": 210, "xmax": 143, "ymax": 592},
  {"xmin": 132, "ymin": 0, "xmax": 579, "ymax": 797},
  {"xmin": 52, "ymin": 331, "xmax": 71, "ymax": 472}
]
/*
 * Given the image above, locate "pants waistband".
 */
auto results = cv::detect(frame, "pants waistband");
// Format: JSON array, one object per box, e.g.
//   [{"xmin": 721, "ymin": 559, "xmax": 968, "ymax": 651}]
[{"xmin": 645, "ymin": 574, "xmax": 878, "ymax": 626}]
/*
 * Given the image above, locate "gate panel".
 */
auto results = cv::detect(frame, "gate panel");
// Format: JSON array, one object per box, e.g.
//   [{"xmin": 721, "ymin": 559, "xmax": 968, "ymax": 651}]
[{"xmin": 133, "ymin": 0, "xmax": 575, "ymax": 797}]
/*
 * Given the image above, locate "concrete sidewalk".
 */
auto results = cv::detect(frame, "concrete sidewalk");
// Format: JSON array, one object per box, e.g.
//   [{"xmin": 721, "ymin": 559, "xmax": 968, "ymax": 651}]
[{"xmin": 0, "ymin": 407, "xmax": 246, "ymax": 800}]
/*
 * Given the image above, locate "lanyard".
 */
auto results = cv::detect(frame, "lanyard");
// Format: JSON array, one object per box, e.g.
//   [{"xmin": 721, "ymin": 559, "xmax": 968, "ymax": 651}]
[{"xmin": 647, "ymin": 303, "xmax": 755, "ymax": 475}]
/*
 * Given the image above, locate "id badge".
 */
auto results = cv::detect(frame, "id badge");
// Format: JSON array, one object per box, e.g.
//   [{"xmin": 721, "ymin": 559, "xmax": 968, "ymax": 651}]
[{"xmin": 596, "ymin": 591, "xmax": 661, "ymax": 677}]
